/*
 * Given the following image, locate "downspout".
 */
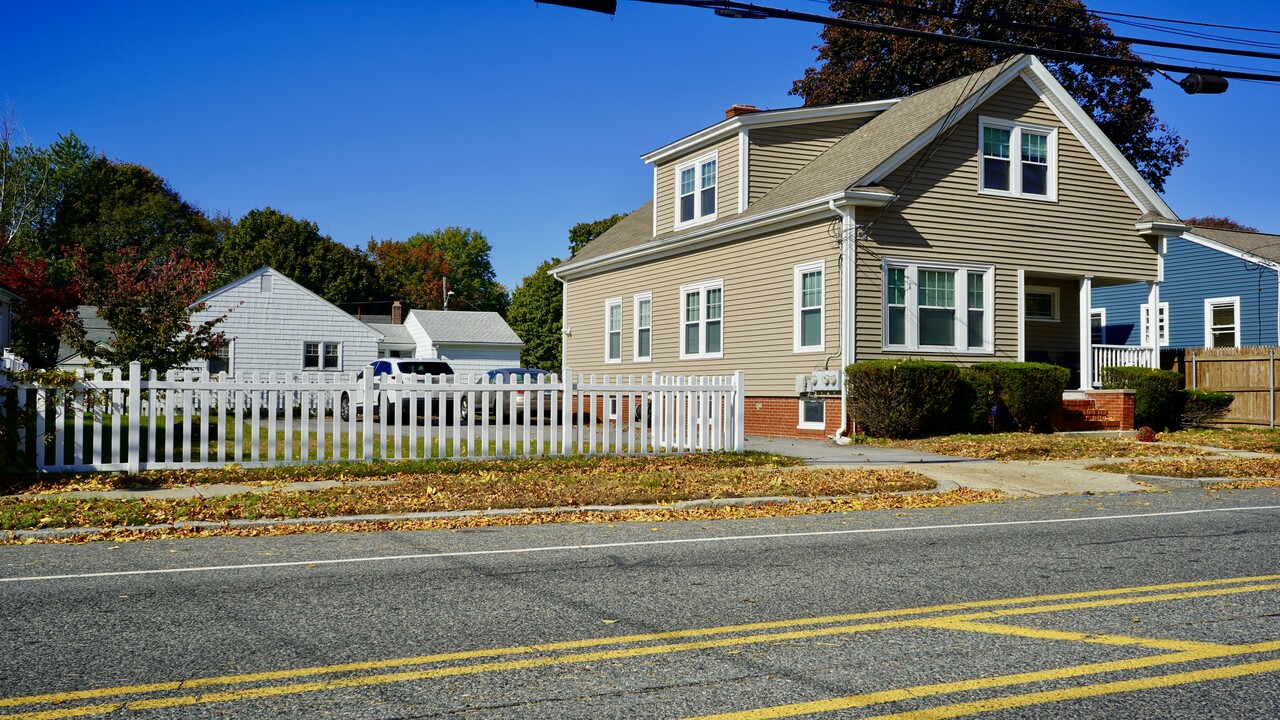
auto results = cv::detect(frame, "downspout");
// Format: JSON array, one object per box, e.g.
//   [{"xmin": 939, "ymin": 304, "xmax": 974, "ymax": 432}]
[
  {"xmin": 829, "ymin": 199, "xmax": 855, "ymax": 439},
  {"xmin": 549, "ymin": 268, "xmax": 569, "ymax": 378}
]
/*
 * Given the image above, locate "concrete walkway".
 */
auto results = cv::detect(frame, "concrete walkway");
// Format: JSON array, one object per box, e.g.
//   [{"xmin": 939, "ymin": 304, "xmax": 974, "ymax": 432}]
[{"xmin": 747, "ymin": 435, "xmax": 1164, "ymax": 497}]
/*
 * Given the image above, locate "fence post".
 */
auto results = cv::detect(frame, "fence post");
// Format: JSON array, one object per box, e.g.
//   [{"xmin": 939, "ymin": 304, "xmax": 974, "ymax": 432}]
[
  {"xmin": 127, "ymin": 362, "xmax": 142, "ymax": 473},
  {"xmin": 1271, "ymin": 349, "xmax": 1275, "ymax": 431},
  {"xmin": 362, "ymin": 369, "xmax": 375, "ymax": 460},
  {"xmin": 561, "ymin": 367, "xmax": 573, "ymax": 455},
  {"xmin": 733, "ymin": 370, "xmax": 746, "ymax": 451},
  {"xmin": 1191, "ymin": 351, "xmax": 1197, "ymax": 390}
]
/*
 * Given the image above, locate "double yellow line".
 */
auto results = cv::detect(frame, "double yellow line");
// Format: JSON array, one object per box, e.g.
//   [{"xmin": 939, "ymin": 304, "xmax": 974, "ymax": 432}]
[{"xmin": 4, "ymin": 574, "xmax": 1280, "ymax": 720}]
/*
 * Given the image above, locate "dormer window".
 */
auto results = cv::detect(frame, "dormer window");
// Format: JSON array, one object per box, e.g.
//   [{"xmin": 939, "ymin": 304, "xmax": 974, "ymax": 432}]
[
  {"xmin": 979, "ymin": 118, "xmax": 1056, "ymax": 201},
  {"xmin": 676, "ymin": 152, "xmax": 717, "ymax": 227}
]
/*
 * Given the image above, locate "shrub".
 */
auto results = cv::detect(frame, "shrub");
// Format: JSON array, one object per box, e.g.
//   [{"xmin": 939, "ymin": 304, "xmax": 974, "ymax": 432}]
[
  {"xmin": 1100, "ymin": 366, "xmax": 1185, "ymax": 430},
  {"xmin": 1181, "ymin": 390, "xmax": 1234, "ymax": 428},
  {"xmin": 1136, "ymin": 426, "xmax": 1157, "ymax": 442},
  {"xmin": 970, "ymin": 362, "xmax": 1071, "ymax": 433},
  {"xmin": 950, "ymin": 367, "xmax": 999, "ymax": 434},
  {"xmin": 845, "ymin": 360, "xmax": 959, "ymax": 438}
]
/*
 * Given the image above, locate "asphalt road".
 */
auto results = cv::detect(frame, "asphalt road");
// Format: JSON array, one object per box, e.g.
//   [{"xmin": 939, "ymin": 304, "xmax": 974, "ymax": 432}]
[{"xmin": 3, "ymin": 488, "xmax": 1280, "ymax": 718}]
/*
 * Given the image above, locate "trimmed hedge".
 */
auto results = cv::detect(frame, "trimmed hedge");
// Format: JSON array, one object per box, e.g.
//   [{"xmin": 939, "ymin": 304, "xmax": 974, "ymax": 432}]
[
  {"xmin": 1182, "ymin": 389, "xmax": 1234, "ymax": 428},
  {"xmin": 1099, "ymin": 366, "xmax": 1185, "ymax": 430},
  {"xmin": 847, "ymin": 360, "xmax": 1069, "ymax": 437},
  {"xmin": 845, "ymin": 360, "xmax": 958, "ymax": 438},
  {"xmin": 970, "ymin": 362, "xmax": 1071, "ymax": 433}
]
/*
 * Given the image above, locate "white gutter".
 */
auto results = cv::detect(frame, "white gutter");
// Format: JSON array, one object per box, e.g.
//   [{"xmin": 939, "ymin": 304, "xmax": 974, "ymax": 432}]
[{"xmin": 550, "ymin": 267, "xmax": 568, "ymax": 378}]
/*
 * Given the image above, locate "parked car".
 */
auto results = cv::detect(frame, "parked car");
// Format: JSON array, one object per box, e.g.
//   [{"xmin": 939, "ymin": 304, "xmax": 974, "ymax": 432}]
[
  {"xmin": 339, "ymin": 358, "xmax": 456, "ymax": 422},
  {"xmin": 464, "ymin": 368, "xmax": 558, "ymax": 423}
]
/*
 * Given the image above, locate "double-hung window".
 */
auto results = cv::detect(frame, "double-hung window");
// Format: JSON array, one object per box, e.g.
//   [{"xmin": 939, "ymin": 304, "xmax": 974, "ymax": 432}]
[
  {"xmin": 209, "ymin": 342, "xmax": 232, "ymax": 375},
  {"xmin": 681, "ymin": 280, "xmax": 723, "ymax": 359},
  {"xmin": 1025, "ymin": 285, "xmax": 1060, "ymax": 322},
  {"xmin": 675, "ymin": 152, "xmax": 717, "ymax": 227},
  {"xmin": 1140, "ymin": 302, "xmax": 1170, "ymax": 346},
  {"xmin": 980, "ymin": 118, "xmax": 1055, "ymax": 200},
  {"xmin": 304, "ymin": 341, "xmax": 341, "ymax": 370},
  {"xmin": 604, "ymin": 298, "xmax": 623, "ymax": 363},
  {"xmin": 794, "ymin": 261, "xmax": 824, "ymax": 352},
  {"xmin": 1205, "ymin": 297, "xmax": 1240, "ymax": 348},
  {"xmin": 634, "ymin": 293, "xmax": 652, "ymax": 362},
  {"xmin": 1091, "ymin": 309, "xmax": 1106, "ymax": 345},
  {"xmin": 884, "ymin": 261, "xmax": 992, "ymax": 353}
]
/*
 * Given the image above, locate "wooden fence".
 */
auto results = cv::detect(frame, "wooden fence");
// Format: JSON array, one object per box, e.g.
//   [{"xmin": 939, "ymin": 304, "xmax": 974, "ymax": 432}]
[
  {"xmin": 1, "ymin": 363, "xmax": 746, "ymax": 472},
  {"xmin": 1185, "ymin": 347, "xmax": 1280, "ymax": 427}
]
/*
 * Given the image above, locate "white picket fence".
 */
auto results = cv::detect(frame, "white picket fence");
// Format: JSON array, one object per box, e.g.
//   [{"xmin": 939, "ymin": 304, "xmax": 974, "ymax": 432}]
[{"xmin": 1, "ymin": 363, "xmax": 745, "ymax": 472}]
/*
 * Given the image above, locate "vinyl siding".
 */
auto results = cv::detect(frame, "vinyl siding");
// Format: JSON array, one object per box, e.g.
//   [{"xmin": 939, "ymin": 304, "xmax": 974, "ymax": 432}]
[
  {"xmin": 653, "ymin": 135, "xmax": 740, "ymax": 236},
  {"xmin": 1092, "ymin": 236, "xmax": 1280, "ymax": 349},
  {"xmin": 748, "ymin": 118, "xmax": 867, "ymax": 203},
  {"xmin": 187, "ymin": 270, "xmax": 381, "ymax": 376},
  {"xmin": 563, "ymin": 219, "xmax": 840, "ymax": 396},
  {"xmin": 853, "ymin": 77, "xmax": 1156, "ymax": 363},
  {"xmin": 436, "ymin": 344, "xmax": 522, "ymax": 379}
]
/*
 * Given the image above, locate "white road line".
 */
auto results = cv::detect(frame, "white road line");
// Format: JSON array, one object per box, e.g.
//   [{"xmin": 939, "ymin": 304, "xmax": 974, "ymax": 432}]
[{"xmin": 4, "ymin": 505, "xmax": 1279, "ymax": 584}]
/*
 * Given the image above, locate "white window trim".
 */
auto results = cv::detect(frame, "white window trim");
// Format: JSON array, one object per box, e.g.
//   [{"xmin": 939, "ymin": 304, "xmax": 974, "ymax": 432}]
[
  {"xmin": 1140, "ymin": 301, "xmax": 1170, "ymax": 346},
  {"xmin": 798, "ymin": 398, "xmax": 826, "ymax": 431},
  {"xmin": 1090, "ymin": 308, "xmax": 1106, "ymax": 343},
  {"xmin": 304, "ymin": 341, "xmax": 342, "ymax": 370},
  {"xmin": 633, "ymin": 292, "xmax": 652, "ymax": 363},
  {"xmin": 978, "ymin": 116, "xmax": 1058, "ymax": 202},
  {"xmin": 1025, "ymin": 285, "xmax": 1061, "ymax": 322},
  {"xmin": 208, "ymin": 340, "xmax": 234, "ymax": 376},
  {"xmin": 673, "ymin": 150, "xmax": 718, "ymax": 230},
  {"xmin": 680, "ymin": 279, "xmax": 725, "ymax": 360},
  {"xmin": 604, "ymin": 297, "xmax": 623, "ymax": 364},
  {"xmin": 323, "ymin": 341, "xmax": 342, "ymax": 371},
  {"xmin": 794, "ymin": 260, "xmax": 826, "ymax": 353},
  {"xmin": 1204, "ymin": 296, "xmax": 1241, "ymax": 348},
  {"xmin": 882, "ymin": 259, "xmax": 994, "ymax": 354}
]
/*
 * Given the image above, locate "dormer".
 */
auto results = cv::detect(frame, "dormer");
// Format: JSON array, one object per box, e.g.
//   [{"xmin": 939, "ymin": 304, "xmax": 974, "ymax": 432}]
[{"xmin": 641, "ymin": 99, "xmax": 898, "ymax": 237}]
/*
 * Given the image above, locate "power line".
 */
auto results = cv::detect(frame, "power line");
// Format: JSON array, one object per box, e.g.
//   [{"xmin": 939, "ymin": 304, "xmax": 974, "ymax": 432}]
[
  {"xmin": 830, "ymin": 0, "xmax": 1280, "ymax": 63},
  {"xmin": 1088, "ymin": 6, "xmax": 1280, "ymax": 37},
  {"xmin": 630, "ymin": 0, "xmax": 1280, "ymax": 83}
]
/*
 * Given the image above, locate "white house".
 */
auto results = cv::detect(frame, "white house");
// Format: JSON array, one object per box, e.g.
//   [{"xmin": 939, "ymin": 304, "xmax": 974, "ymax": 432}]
[
  {"xmin": 401, "ymin": 309, "xmax": 522, "ymax": 377},
  {"xmin": 186, "ymin": 267, "xmax": 383, "ymax": 376},
  {"xmin": 0, "ymin": 285, "xmax": 20, "ymax": 367}
]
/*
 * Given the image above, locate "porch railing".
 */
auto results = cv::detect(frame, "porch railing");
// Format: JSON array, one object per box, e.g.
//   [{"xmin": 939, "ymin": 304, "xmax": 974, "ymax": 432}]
[{"xmin": 1091, "ymin": 344, "xmax": 1154, "ymax": 387}]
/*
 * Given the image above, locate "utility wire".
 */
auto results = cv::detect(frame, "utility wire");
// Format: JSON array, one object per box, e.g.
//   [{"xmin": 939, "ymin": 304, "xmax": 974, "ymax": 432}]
[
  {"xmin": 1088, "ymin": 6, "xmax": 1280, "ymax": 37},
  {"xmin": 638, "ymin": 0, "xmax": 1280, "ymax": 82},
  {"xmin": 831, "ymin": 0, "xmax": 1280, "ymax": 63}
]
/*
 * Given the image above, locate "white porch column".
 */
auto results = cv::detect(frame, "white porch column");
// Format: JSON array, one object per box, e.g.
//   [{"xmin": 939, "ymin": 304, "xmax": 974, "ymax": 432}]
[
  {"xmin": 1078, "ymin": 276, "xmax": 1093, "ymax": 390},
  {"xmin": 1146, "ymin": 281, "xmax": 1161, "ymax": 368}
]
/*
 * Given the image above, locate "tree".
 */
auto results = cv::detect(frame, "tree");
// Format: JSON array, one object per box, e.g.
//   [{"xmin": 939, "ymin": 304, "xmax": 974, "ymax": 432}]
[
  {"xmin": 791, "ymin": 0, "xmax": 1187, "ymax": 192},
  {"xmin": 0, "ymin": 249, "xmax": 82, "ymax": 368},
  {"xmin": 220, "ymin": 208, "xmax": 382, "ymax": 305},
  {"xmin": 45, "ymin": 158, "xmax": 221, "ymax": 283},
  {"xmin": 66, "ymin": 248, "xmax": 229, "ymax": 374},
  {"xmin": 367, "ymin": 236, "xmax": 450, "ymax": 311},
  {"xmin": 506, "ymin": 258, "xmax": 563, "ymax": 371},
  {"xmin": 568, "ymin": 213, "xmax": 626, "ymax": 256},
  {"xmin": 371, "ymin": 227, "xmax": 509, "ymax": 315},
  {"xmin": 1, "ymin": 123, "xmax": 94, "ymax": 254},
  {"xmin": 1185, "ymin": 216, "xmax": 1259, "ymax": 232}
]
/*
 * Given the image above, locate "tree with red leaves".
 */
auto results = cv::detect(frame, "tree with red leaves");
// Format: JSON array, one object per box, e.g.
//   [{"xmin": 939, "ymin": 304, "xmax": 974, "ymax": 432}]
[
  {"xmin": 66, "ymin": 248, "xmax": 231, "ymax": 374},
  {"xmin": 1184, "ymin": 216, "xmax": 1259, "ymax": 233},
  {"xmin": 0, "ymin": 249, "xmax": 82, "ymax": 368}
]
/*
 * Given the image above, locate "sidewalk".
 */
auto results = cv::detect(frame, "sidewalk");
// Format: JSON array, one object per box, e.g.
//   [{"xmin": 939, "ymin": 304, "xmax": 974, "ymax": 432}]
[{"xmin": 747, "ymin": 435, "xmax": 1172, "ymax": 497}]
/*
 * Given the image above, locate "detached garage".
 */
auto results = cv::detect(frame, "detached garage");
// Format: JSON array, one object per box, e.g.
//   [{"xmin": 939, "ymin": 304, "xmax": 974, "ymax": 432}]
[{"xmin": 403, "ymin": 310, "xmax": 523, "ymax": 378}]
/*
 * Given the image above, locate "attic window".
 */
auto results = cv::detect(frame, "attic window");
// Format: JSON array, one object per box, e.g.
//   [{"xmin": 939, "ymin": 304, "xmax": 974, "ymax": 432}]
[
  {"xmin": 261, "ymin": 274, "xmax": 272, "ymax": 293},
  {"xmin": 675, "ymin": 152, "xmax": 717, "ymax": 228},
  {"xmin": 979, "ymin": 117, "xmax": 1056, "ymax": 201}
]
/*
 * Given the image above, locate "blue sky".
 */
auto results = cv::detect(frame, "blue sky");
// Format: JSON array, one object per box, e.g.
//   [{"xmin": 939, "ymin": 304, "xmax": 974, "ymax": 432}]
[{"xmin": 4, "ymin": 1, "xmax": 1278, "ymax": 292}]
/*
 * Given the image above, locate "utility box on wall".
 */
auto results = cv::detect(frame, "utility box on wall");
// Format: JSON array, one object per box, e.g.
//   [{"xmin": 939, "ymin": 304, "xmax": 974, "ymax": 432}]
[{"xmin": 795, "ymin": 370, "xmax": 841, "ymax": 394}]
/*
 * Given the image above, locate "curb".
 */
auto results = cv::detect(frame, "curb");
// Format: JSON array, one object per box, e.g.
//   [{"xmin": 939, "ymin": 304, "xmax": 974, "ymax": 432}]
[
  {"xmin": 3, "ymin": 479, "xmax": 961, "ymax": 542},
  {"xmin": 1128, "ymin": 473, "xmax": 1232, "ymax": 489}
]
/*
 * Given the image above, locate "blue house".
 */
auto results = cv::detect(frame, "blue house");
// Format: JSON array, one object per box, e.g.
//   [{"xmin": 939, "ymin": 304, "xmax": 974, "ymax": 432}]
[{"xmin": 1092, "ymin": 226, "xmax": 1280, "ymax": 356}]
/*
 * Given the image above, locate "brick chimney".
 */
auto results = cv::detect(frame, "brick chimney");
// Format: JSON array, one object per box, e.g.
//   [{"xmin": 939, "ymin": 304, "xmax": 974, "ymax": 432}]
[
  {"xmin": 725, "ymin": 104, "xmax": 762, "ymax": 119},
  {"xmin": 392, "ymin": 300, "xmax": 403, "ymax": 325}
]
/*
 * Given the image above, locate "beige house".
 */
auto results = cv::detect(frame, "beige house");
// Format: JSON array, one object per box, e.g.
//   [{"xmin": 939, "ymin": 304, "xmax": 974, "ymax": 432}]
[{"xmin": 554, "ymin": 55, "xmax": 1179, "ymax": 438}]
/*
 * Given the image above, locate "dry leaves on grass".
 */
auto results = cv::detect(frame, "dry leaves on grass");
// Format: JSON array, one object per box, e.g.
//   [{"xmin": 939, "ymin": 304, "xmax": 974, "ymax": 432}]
[
  {"xmin": 0, "ymin": 467, "xmax": 936, "ymax": 531},
  {"xmin": 883, "ymin": 433, "xmax": 1215, "ymax": 461},
  {"xmin": 1159, "ymin": 429, "xmax": 1280, "ymax": 454},
  {"xmin": 1, "ymin": 488, "xmax": 1004, "ymax": 545},
  {"xmin": 1089, "ymin": 457, "xmax": 1280, "ymax": 479}
]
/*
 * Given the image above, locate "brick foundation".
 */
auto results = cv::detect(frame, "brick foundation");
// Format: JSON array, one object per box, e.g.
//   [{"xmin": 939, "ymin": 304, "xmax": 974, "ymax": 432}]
[
  {"xmin": 1053, "ymin": 390, "xmax": 1135, "ymax": 431},
  {"xmin": 744, "ymin": 396, "xmax": 842, "ymax": 439}
]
